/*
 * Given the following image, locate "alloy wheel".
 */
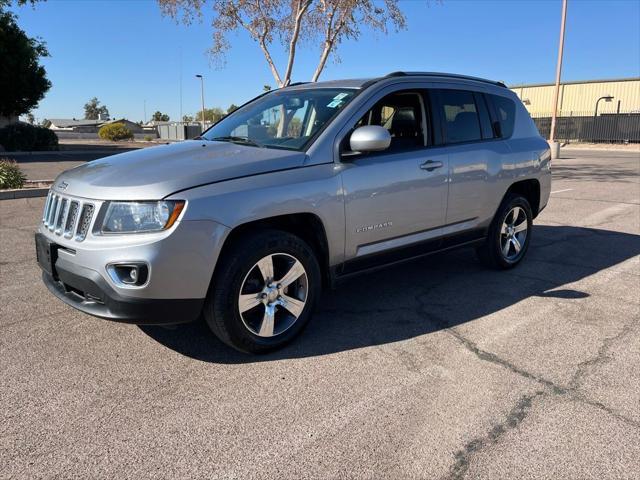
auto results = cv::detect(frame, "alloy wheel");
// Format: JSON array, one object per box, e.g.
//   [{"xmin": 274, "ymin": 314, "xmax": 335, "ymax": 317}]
[
  {"xmin": 237, "ymin": 253, "xmax": 308, "ymax": 337},
  {"xmin": 500, "ymin": 206, "xmax": 528, "ymax": 261}
]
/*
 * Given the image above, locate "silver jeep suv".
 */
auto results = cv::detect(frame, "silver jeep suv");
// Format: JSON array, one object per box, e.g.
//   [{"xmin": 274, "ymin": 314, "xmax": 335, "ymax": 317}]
[{"xmin": 36, "ymin": 72, "xmax": 551, "ymax": 353}]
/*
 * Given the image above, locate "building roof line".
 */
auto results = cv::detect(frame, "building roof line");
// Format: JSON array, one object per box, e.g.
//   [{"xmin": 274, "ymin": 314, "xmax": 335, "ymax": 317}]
[{"xmin": 509, "ymin": 77, "xmax": 640, "ymax": 89}]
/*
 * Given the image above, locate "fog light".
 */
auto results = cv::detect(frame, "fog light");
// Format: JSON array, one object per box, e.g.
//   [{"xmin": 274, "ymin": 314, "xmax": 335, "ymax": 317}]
[
  {"xmin": 108, "ymin": 263, "xmax": 149, "ymax": 287},
  {"xmin": 128, "ymin": 266, "xmax": 138, "ymax": 283}
]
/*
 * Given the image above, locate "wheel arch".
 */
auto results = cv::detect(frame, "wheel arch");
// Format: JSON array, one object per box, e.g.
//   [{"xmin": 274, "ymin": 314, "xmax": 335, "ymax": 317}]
[
  {"xmin": 215, "ymin": 213, "xmax": 331, "ymax": 288},
  {"xmin": 503, "ymin": 178, "xmax": 541, "ymax": 218}
]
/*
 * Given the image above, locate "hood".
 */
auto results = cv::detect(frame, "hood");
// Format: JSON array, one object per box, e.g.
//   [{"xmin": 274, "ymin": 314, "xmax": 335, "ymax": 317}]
[{"xmin": 53, "ymin": 140, "xmax": 307, "ymax": 200}]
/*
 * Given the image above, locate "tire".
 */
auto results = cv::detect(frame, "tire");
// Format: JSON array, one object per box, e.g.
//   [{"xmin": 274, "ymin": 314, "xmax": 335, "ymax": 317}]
[
  {"xmin": 204, "ymin": 229, "xmax": 321, "ymax": 354},
  {"xmin": 476, "ymin": 193, "xmax": 533, "ymax": 269}
]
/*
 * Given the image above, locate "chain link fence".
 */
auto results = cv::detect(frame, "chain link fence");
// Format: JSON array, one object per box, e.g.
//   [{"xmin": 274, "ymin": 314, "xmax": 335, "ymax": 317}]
[{"xmin": 530, "ymin": 111, "xmax": 640, "ymax": 143}]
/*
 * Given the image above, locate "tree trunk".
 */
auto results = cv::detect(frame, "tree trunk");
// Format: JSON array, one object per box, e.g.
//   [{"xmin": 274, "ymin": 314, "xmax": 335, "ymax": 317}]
[
  {"xmin": 311, "ymin": 40, "xmax": 332, "ymax": 82},
  {"xmin": 283, "ymin": 0, "xmax": 311, "ymax": 87}
]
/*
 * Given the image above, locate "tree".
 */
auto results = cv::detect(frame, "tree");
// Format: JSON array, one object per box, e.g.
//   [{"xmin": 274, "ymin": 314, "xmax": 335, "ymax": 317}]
[
  {"xmin": 0, "ymin": 0, "xmax": 45, "ymax": 9},
  {"xmin": 182, "ymin": 114, "xmax": 194, "ymax": 122},
  {"xmin": 201, "ymin": 107, "xmax": 225, "ymax": 123},
  {"xmin": 0, "ymin": 10, "xmax": 51, "ymax": 118},
  {"xmin": 227, "ymin": 103, "xmax": 239, "ymax": 114},
  {"xmin": 151, "ymin": 111, "xmax": 170, "ymax": 121},
  {"xmin": 26, "ymin": 112, "xmax": 35, "ymax": 124},
  {"xmin": 84, "ymin": 97, "xmax": 109, "ymax": 120},
  {"xmin": 158, "ymin": 0, "xmax": 407, "ymax": 87},
  {"xmin": 307, "ymin": 0, "xmax": 406, "ymax": 82}
]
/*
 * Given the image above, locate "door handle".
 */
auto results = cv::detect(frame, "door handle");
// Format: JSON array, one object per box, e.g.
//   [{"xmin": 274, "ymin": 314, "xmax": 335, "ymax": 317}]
[{"xmin": 420, "ymin": 160, "xmax": 443, "ymax": 171}]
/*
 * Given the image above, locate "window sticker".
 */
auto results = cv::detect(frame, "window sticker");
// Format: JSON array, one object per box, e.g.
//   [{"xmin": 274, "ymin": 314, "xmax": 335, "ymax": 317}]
[{"xmin": 327, "ymin": 92, "xmax": 350, "ymax": 108}]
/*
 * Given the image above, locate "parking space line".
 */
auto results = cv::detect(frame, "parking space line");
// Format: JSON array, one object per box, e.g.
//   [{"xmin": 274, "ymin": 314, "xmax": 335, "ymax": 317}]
[{"xmin": 551, "ymin": 188, "xmax": 573, "ymax": 194}]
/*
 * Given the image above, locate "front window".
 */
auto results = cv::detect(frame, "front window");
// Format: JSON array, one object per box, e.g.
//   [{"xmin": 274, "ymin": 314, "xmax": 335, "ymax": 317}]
[{"xmin": 203, "ymin": 88, "xmax": 357, "ymax": 151}]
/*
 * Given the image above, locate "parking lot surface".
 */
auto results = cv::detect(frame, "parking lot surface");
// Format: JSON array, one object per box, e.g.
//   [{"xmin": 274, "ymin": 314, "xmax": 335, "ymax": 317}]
[
  {"xmin": 1, "ymin": 149, "xmax": 639, "ymax": 479},
  {"xmin": 7, "ymin": 143, "xmax": 148, "ymax": 181}
]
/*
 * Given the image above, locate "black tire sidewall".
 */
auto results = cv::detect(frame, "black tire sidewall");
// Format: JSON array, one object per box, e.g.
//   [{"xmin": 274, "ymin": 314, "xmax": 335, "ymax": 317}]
[{"xmin": 207, "ymin": 230, "xmax": 321, "ymax": 353}]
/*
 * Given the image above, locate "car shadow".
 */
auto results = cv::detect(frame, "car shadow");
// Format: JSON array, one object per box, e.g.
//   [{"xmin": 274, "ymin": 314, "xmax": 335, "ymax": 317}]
[
  {"xmin": 551, "ymin": 162, "xmax": 638, "ymax": 183},
  {"xmin": 139, "ymin": 225, "xmax": 640, "ymax": 363}
]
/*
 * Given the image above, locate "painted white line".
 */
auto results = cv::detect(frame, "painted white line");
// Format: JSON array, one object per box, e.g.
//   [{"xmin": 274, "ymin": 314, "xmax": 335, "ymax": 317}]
[{"xmin": 551, "ymin": 188, "xmax": 573, "ymax": 194}]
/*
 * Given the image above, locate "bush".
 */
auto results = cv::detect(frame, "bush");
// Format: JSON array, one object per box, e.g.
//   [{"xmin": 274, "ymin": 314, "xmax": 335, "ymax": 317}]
[
  {"xmin": 143, "ymin": 135, "xmax": 153, "ymax": 142},
  {"xmin": 0, "ymin": 123, "xmax": 59, "ymax": 151},
  {"xmin": 0, "ymin": 159, "xmax": 27, "ymax": 189},
  {"xmin": 98, "ymin": 123, "xmax": 133, "ymax": 141}
]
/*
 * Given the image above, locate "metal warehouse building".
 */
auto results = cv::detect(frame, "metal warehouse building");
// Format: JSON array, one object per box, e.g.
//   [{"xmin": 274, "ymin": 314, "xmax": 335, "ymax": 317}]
[
  {"xmin": 508, "ymin": 77, "xmax": 640, "ymax": 143},
  {"xmin": 509, "ymin": 77, "xmax": 640, "ymax": 116}
]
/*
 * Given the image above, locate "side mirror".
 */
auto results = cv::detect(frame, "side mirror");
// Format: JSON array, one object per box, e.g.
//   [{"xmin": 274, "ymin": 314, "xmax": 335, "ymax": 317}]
[{"xmin": 349, "ymin": 125, "xmax": 391, "ymax": 153}]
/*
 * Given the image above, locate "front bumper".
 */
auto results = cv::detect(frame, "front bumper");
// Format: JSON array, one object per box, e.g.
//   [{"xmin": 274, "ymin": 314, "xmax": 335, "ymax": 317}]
[
  {"xmin": 36, "ymin": 210, "xmax": 229, "ymax": 324},
  {"xmin": 41, "ymin": 257, "xmax": 204, "ymax": 325}
]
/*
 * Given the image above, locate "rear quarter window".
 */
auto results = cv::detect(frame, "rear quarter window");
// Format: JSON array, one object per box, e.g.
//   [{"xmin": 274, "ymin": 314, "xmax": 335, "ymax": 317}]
[{"xmin": 490, "ymin": 94, "xmax": 516, "ymax": 138}]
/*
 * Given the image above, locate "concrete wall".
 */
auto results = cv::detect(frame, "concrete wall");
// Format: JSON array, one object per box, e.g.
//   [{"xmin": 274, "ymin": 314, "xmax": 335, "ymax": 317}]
[{"xmin": 54, "ymin": 131, "xmax": 158, "ymax": 140}]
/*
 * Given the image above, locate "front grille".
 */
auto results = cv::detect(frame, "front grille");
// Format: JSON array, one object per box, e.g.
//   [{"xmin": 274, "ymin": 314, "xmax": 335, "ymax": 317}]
[{"xmin": 42, "ymin": 191, "xmax": 95, "ymax": 241}]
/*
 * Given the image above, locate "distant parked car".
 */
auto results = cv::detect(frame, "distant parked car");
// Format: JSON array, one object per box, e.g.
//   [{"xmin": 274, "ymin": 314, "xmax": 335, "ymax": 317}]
[{"xmin": 36, "ymin": 72, "xmax": 551, "ymax": 353}]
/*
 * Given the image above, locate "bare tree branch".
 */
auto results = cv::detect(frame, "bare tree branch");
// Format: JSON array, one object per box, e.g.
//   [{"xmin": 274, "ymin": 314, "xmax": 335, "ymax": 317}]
[{"xmin": 157, "ymin": 0, "xmax": 410, "ymax": 86}]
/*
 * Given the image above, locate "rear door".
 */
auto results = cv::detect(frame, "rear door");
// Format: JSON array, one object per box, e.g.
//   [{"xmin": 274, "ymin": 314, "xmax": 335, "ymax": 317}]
[{"xmin": 432, "ymin": 88, "xmax": 510, "ymax": 229}]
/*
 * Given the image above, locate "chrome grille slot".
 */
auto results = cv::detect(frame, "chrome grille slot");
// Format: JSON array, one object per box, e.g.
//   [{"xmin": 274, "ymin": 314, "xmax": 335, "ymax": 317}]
[
  {"xmin": 76, "ymin": 204, "xmax": 94, "ymax": 241},
  {"xmin": 47, "ymin": 195, "xmax": 59, "ymax": 229},
  {"xmin": 42, "ymin": 192, "xmax": 53, "ymax": 223},
  {"xmin": 55, "ymin": 198, "xmax": 68, "ymax": 234},
  {"xmin": 64, "ymin": 201, "xmax": 79, "ymax": 237}
]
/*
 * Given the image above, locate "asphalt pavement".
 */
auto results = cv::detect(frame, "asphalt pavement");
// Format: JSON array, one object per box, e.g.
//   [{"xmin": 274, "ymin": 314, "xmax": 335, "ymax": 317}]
[{"xmin": 1, "ymin": 148, "xmax": 639, "ymax": 479}]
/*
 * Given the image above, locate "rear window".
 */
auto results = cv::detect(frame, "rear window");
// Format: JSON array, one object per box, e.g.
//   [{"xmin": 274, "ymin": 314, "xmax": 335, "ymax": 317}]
[
  {"xmin": 490, "ymin": 94, "xmax": 516, "ymax": 138},
  {"xmin": 438, "ymin": 90, "xmax": 482, "ymax": 144}
]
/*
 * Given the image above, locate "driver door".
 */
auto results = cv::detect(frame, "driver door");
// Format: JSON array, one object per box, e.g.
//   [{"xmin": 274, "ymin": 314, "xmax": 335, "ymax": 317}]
[{"xmin": 339, "ymin": 88, "xmax": 450, "ymax": 267}]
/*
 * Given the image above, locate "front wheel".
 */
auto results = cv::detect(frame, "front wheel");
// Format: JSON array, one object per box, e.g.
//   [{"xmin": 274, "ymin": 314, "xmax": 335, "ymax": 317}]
[
  {"xmin": 476, "ymin": 193, "xmax": 533, "ymax": 269},
  {"xmin": 204, "ymin": 229, "xmax": 321, "ymax": 354}
]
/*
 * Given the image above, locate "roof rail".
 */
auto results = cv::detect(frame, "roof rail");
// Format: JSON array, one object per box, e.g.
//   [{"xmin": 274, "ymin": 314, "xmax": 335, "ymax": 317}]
[
  {"xmin": 284, "ymin": 81, "xmax": 311, "ymax": 87},
  {"xmin": 383, "ymin": 71, "xmax": 507, "ymax": 88}
]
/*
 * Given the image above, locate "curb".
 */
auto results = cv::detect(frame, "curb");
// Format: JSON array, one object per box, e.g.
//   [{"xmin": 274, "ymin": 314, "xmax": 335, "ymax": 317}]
[
  {"xmin": 0, "ymin": 187, "xmax": 50, "ymax": 200},
  {"xmin": 1, "ymin": 181, "xmax": 52, "ymax": 200}
]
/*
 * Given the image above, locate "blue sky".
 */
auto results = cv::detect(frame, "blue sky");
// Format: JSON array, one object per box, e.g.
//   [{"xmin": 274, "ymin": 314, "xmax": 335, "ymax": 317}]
[{"xmin": 11, "ymin": 0, "xmax": 640, "ymax": 123}]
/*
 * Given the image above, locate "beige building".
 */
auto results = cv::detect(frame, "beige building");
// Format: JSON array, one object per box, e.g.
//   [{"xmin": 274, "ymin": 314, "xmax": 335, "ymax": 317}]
[{"xmin": 509, "ymin": 77, "xmax": 640, "ymax": 117}]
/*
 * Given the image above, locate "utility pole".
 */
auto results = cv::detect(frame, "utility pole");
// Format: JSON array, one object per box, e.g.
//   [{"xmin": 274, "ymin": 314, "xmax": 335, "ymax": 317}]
[
  {"xmin": 549, "ymin": 0, "xmax": 568, "ymax": 159},
  {"xmin": 196, "ymin": 74, "xmax": 205, "ymax": 133},
  {"xmin": 179, "ymin": 47, "xmax": 183, "ymax": 123}
]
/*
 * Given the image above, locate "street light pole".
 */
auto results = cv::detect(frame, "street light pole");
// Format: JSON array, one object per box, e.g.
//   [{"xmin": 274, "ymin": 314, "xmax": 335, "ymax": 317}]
[
  {"xmin": 549, "ymin": 0, "xmax": 568, "ymax": 158},
  {"xmin": 195, "ymin": 74, "xmax": 205, "ymax": 132},
  {"xmin": 594, "ymin": 96, "xmax": 614, "ymax": 117}
]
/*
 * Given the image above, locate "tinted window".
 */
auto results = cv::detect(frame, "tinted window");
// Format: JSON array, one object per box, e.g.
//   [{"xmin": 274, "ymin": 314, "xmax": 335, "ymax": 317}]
[
  {"xmin": 491, "ymin": 94, "xmax": 516, "ymax": 138},
  {"xmin": 439, "ymin": 90, "xmax": 482, "ymax": 144},
  {"xmin": 352, "ymin": 91, "xmax": 426, "ymax": 152},
  {"xmin": 474, "ymin": 93, "xmax": 495, "ymax": 139}
]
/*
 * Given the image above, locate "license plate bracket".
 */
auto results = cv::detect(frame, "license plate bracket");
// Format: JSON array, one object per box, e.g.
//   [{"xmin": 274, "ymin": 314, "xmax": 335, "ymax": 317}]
[{"xmin": 35, "ymin": 233, "xmax": 58, "ymax": 277}]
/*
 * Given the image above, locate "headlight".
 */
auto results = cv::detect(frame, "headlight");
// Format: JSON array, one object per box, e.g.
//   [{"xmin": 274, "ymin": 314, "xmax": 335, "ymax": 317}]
[{"xmin": 101, "ymin": 200, "xmax": 185, "ymax": 234}]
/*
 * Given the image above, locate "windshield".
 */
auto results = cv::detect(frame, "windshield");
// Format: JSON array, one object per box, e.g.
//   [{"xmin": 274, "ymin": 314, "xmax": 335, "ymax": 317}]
[{"xmin": 202, "ymin": 88, "xmax": 357, "ymax": 151}]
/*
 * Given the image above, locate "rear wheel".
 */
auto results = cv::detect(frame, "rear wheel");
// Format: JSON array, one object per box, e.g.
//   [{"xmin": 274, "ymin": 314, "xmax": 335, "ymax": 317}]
[
  {"xmin": 476, "ymin": 193, "xmax": 533, "ymax": 269},
  {"xmin": 204, "ymin": 229, "xmax": 321, "ymax": 353}
]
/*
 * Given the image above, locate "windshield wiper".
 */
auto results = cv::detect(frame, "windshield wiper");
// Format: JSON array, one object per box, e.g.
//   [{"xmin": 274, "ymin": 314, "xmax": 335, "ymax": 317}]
[{"xmin": 210, "ymin": 136, "xmax": 263, "ymax": 148}]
